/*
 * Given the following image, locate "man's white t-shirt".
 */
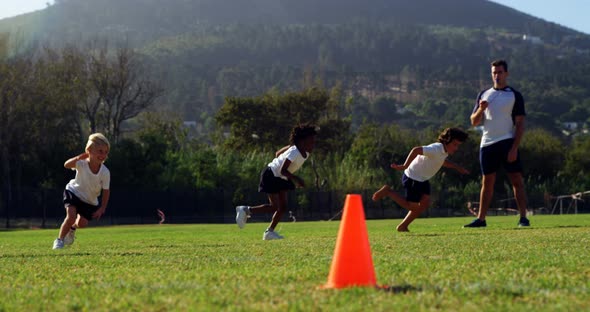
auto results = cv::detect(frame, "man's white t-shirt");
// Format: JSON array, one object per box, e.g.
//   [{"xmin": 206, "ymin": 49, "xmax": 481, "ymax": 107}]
[
  {"xmin": 404, "ymin": 143, "xmax": 448, "ymax": 182},
  {"xmin": 66, "ymin": 160, "xmax": 110, "ymax": 206},
  {"xmin": 473, "ymin": 86, "xmax": 525, "ymax": 147},
  {"xmin": 268, "ymin": 145, "xmax": 308, "ymax": 180}
]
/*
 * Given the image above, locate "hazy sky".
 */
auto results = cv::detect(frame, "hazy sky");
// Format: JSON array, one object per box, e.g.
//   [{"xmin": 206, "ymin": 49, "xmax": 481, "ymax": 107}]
[
  {"xmin": 491, "ymin": 0, "xmax": 589, "ymax": 34},
  {"xmin": 0, "ymin": 0, "xmax": 52, "ymax": 20},
  {"xmin": 0, "ymin": 0, "xmax": 588, "ymax": 35}
]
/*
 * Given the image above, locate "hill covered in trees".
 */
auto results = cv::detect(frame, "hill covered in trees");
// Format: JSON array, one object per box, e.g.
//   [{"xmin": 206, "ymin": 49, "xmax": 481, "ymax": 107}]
[{"xmin": 2, "ymin": 0, "xmax": 589, "ymax": 133}]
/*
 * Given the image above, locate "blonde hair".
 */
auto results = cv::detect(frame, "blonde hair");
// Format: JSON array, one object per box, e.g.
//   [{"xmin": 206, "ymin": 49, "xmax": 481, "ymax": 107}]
[{"xmin": 85, "ymin": 133, "xmax": 110, "ymax": 152}]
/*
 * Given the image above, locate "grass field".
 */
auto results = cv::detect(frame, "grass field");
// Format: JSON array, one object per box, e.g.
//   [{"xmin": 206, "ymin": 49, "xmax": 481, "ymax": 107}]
[{"xmin": 1, "ymin": 214, "xmax": 589, "ymax": 312}]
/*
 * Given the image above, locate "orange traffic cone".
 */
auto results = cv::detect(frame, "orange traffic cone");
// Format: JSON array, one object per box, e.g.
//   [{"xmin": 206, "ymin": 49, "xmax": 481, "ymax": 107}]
[{"xmin": 321, "ymin": 194, "xmax": 377, "ymax": 289}]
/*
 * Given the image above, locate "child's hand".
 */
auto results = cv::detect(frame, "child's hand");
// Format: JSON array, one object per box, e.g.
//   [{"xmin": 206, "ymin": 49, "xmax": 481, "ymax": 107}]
[
  {"xmin": 92, "ymin": 207, "xmax": 105, "ymax": 220},
  {"xmin": 390, "ymin": 163, "xmax": 405, "ymax": 171},
  {"xmin": 293, "ymin": 176, "xmax": 305, "ymax": 188}
]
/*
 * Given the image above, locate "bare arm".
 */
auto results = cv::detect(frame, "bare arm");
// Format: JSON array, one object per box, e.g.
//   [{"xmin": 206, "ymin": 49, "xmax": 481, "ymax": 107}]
[
  {"xmin": 64, "ymin": 152, "xmax": 89, "ymax": 169},
  {"xmin": 470, "ymin": 100, "xmax": 488, "ymax": 126},
  {"xmin": 443, "ymin": 160, "xmax": 469, "ymax": 174},
  {"xmin": 275, "ymin": 145, "xmax": 291, "ymax": 158},
  {"xmin": 92, "ymin": 189, "xmax": 110, "ymax": 220},
  {"xmin": 508, "ymin": 116, "xmax": 525, "ymax": 162},
  {"xmin": 391, "ymin": 147, "xmax": 423, "ymax": 170},
  {"xmin": 280, "ymin": 159, "xmax": 304, "ymax": 187}
]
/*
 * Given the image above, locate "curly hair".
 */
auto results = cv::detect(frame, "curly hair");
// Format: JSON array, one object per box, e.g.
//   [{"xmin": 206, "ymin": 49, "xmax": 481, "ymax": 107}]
[
  {"xmin": 289, "ymin": 124, "xmax": 318, "ymax": 145},
  {"xmin": 438, "ymin": 127, "xmax": 468, "ymax": 145}
]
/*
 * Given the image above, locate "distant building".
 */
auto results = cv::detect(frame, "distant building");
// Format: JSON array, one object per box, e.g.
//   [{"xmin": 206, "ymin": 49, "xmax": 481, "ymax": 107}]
[
  {"xmin": 183, "ymin": 121, "xmax": 197, "ymax": 128},
  {"xmin": 562, "ymin": 122, "xmax": 578, "ymax": 131},
  {"xmin": 522, "ymin": 34, "xmax": 543, "ymax": 45}
]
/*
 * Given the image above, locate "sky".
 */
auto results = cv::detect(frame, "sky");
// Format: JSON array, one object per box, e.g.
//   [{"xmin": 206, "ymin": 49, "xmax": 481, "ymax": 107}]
[
  {"xmin": 0, "ymin": 0, "xmax": 588, "ymax": 35},
  {"xmin": 0, "ymin": 0, "xmax": 52, "ymax": 20},
  {"xmin": 491, "ymin": 0, "xmax": 590, "ymax": 34}
]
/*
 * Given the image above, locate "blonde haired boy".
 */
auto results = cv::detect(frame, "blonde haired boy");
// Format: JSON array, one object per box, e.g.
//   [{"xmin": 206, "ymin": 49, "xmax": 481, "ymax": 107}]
[{"xmin": 53, "ymin": 133, "xmax": 111, "ymax": 249}]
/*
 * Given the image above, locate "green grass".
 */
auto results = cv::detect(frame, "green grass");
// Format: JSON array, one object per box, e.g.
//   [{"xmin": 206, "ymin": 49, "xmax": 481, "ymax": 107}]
[{"xmin": 1, "ymin": 215, "xmax": 589, "ymax": 311}]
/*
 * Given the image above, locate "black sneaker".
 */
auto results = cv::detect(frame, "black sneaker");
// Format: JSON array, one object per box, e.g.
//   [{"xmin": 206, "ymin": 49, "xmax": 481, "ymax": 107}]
[
  {"xmin": 518, "ymin": 217, "xmax": 530, "ymax": 227},
  {"xmin": 463, "ymin": 219, "xmax": 487, "ymax": 228}
]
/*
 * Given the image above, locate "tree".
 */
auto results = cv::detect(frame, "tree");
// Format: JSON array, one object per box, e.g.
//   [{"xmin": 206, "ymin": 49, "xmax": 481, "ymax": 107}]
[
  {"xmin": 216, "ymin": 87, "xmax": 332, "ymax": 152},
  {"xmin": 519, "ymin": 128, "xmax": 565, "ymax": 180},
  {"xmin": 85, "ymin": 41, "xmax": 164, "ymax": 143},
  {"xmin": 0, "ymin": 44, "xmax": 82, "ymax": 226},
  {"xmin": 563, "ymin": 135, "xmax": 590, "ymax": 190}
]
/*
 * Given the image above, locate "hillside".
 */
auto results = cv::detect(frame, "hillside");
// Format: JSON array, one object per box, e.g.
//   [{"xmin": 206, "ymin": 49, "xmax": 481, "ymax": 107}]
[{"xmin": 1, "ymin": 0, "xmax": 590, "ymax": 132}]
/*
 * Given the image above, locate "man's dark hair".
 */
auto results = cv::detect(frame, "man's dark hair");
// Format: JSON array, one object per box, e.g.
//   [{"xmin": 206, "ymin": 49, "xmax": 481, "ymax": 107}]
[
  {"xmin": 491, "ymin": 59, "xmax": 508, "ymax": 71},
  {"xmin": 438, "ymin": 127, "xmax": 469, "ymax": 145}
]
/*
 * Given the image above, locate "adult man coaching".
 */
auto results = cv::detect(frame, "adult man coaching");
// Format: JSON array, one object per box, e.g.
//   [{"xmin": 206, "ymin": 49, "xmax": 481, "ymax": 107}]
[{"xmin": 465, "ymin": 59, "xmax": 530, "ymax": 228}]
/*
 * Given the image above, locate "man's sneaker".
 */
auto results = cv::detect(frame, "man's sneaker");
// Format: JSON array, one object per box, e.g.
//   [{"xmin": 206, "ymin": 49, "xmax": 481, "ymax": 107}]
[
  {"xmin": 63, "ymin": 229, "xmax": 76, "ymax": 246},
  {"xmin": 518, "ymin": 217, "xmax": 530, "ymax": 227},
  {"xmin": 463, "ymin": 218, "xmax": 487, "ymax": 228},
  {"xmin": 235, "ymin": 206, "xmax": 250, "ymax": 229},
  {"xmin": 52, "ymin": 238, "xmax": 64, "ymax": 250},
  {"xmin": 262, "ymin": 230, "xmax": 284, "ymax": 240}
]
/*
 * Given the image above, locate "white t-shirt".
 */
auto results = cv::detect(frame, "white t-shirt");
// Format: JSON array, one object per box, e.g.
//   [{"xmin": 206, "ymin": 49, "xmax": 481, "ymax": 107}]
[
  {"xmin": 473, "ymin": 86, "xmax": 525, "ymax": 147},
  {"xmin": 268, "ymin": 145, "xmax": 308, "ymax": 180},
  {"xmin": 403, "ymin": 143, "xmax": 448, "ymax": 182},
  {"xmin": 66, "ymin": 160, "xmax": 110, "ymax": 206}
]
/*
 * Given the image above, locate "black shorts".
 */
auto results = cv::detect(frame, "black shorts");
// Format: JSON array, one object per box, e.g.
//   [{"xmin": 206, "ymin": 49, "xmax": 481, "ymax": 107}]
[
  {"xmin": 402, "ymin": 173, "xmax": 430, "ymax": 203},
  {"xmin": 63, "ymin": 189, "xmax": 99, "ymax": 221},
  {"xmin": 479, "ymin": 138, "xmax": 523, "ymax": 175},
  {"xmin": 258, "ymin": 167, "xmax": 295, "ymax": 194}
]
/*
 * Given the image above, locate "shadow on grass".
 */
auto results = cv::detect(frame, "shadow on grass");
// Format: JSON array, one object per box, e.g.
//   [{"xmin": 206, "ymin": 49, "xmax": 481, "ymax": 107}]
[
  {"xmin": 0, "ymin": 251, "xmax": 148, "ymax": 259},
  {"xmin": 506, "ymin": 224, "xmax": 588, "ymax": 231},
  {"xmin": 406, "ymin": 233, "xmax": 444, "ymax": 237},
  {"xmin": 0, "ymin": 252, "xmax": 93, "ymax": 259},
  {"xmin": 378, "ymin": 284, "xmax": 422, "ymax": 294}
]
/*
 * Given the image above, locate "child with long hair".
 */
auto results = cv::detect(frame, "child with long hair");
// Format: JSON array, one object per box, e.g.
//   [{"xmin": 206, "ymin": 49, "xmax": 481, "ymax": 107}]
[
  {"xmin": 372, "ymin": 127, "xmax": 469, "ymax": 232},
  {"xmin": 236, "ymin": 124, "xmax": 317, "ymax": 240}
]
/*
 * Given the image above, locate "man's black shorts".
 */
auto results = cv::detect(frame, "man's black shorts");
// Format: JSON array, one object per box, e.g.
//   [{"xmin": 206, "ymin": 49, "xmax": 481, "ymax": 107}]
[
  {"xmin": 402, "ymin": 173, "xmax": 430, "ymax": 203},
  {"xmin": 63, "ymin": 189, "xmax": 99, "ymax": 220},
  {"xmin": 479, "ymin": 138, "xmax": 523, "ymax": 175}
]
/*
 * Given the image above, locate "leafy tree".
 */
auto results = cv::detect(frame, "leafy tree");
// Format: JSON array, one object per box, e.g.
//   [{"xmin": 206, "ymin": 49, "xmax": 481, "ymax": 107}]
[
  {"xmin": 563, "ymin": 135, "xmax": 590, "ymax": 190},
  {"xmin": 519, "ymin": 128, "xmax": 565, "ymax": 180},
  {"xmin": 216, "ymin": 86, "xmax": 337, "ymax": 153}
]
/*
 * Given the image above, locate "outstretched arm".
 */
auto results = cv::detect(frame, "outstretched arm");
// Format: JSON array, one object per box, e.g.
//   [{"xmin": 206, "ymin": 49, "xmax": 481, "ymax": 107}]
[
  {"xmin": 391, "ymin": 147, "xmax": 423, "ymax": 171},
  {"xmin": 64, "ymin": 152, "xmax": 89, "ymax": 169},
  {"xmin": 443, "ymin": 160, "xmax": 469, "ymax": 175}
]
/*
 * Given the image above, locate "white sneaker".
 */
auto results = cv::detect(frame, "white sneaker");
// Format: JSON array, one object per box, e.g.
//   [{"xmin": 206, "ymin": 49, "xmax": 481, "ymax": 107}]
[
  {"xmin": 63, "ymin": 229, "xmax": 76, "ymax": 246},
  {"xmin": 235, "ymin": 206, "xmax": 250, "ymax": 229},
  {"xmin": 52, "ymin": 238, "xmax": 64, "ymax": 250},
  {"xmin": 262, "ymin": 230, "xmax": 284, "ymax": 240}
]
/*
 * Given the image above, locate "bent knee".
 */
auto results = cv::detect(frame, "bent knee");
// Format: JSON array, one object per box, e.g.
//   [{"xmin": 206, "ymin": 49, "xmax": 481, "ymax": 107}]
[{"xmin": 75, "ymin": 217, "xmax": 89, "ymax": 228}]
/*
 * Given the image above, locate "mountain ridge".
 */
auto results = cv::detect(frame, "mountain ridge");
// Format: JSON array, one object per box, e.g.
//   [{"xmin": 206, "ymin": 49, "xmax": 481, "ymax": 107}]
[{"xmin": 1, "ymin": 0, "xmax": 589, "ymax": 131}]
